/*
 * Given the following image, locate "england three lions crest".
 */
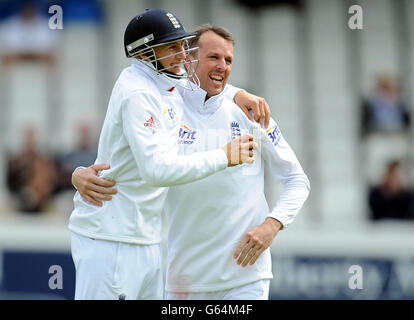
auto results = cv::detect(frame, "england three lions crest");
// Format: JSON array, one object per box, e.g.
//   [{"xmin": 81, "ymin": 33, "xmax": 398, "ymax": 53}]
[{"xmin": 230, "ymin": 121, "xmax": 241, "ymax": 139}]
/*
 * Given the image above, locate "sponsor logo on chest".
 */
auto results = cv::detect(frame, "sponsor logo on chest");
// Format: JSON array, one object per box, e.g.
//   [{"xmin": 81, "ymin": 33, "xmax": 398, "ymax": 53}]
[{"xmin": 178, "ymin": 124, "xmax": 197, "ymax": 144}]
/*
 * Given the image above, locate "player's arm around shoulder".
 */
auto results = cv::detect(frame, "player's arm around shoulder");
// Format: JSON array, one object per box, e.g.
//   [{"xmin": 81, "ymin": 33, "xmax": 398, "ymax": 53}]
[
  {"xmin": 122, "ymin": 90, "xmax": 257, "ymax": 187},
  {"xmin": 226, "ymin": 84, "xmax": 271, "ymax": 129}
]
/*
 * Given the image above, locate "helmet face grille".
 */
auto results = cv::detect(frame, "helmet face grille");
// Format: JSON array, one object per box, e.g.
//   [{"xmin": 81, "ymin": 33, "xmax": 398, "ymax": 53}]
[{"xmin": 134, "ymin": 39, "xmax": 200, "ymax": 81}]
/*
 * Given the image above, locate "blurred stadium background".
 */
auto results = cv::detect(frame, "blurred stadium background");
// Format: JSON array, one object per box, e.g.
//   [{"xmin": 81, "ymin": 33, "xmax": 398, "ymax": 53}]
[{"xmin": 0, "ymin": 0, "xmax": 414, "ymax": 300}]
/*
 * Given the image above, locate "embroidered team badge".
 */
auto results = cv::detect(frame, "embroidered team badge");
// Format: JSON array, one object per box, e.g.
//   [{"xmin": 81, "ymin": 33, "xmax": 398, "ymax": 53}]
[
  {"xmin": 230, "ymin": 121, "xmax": 241, "ymax": 139},
  {"xmin": 166, "ymin": 13, "xmax": 181, "ymax": 29}
]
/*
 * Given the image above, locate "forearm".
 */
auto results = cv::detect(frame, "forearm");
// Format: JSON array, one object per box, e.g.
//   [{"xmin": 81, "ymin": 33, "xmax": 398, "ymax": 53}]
[
  {"xmin": 267, "ymin": 175, "xmax": 310, "ymax": 228},
  {"xmin": 139, "ymin": 148, "xmax": 228, "ymax": 187}
]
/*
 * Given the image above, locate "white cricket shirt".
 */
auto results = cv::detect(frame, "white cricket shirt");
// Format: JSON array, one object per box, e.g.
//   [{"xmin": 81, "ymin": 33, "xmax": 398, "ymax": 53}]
[
  {"xmin": 68, "ymin": 60, "xmax": 229, "ymax": 245},
  {"xmin": 165, "ymin": 85, "xmax": 310, "ymax": 293}
]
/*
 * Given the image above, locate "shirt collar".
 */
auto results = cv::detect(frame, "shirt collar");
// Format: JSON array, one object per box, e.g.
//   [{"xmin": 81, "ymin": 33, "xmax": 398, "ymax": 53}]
[
  {"xmin": 181, "ymin": 81, "xmax": 228, "ymax": 116},
  {"xmin": 131, "ymin": 59, "xmax": 177, "ymax": 92}
]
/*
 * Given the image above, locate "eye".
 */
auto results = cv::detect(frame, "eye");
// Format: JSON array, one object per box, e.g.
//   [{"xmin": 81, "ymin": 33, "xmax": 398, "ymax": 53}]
[{"xmin": 225, "ymin": 58, "xmax": 232, "ymax": 65}]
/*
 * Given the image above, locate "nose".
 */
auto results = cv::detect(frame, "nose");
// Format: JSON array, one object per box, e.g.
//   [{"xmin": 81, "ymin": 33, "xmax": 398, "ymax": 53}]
[
  {"xmin": 175, "ymin": 45, "xmax": 186, "ymax": 60},
  {"xmin": 216, "ymin": 58, "xmax": 226, "ymax": 71}
]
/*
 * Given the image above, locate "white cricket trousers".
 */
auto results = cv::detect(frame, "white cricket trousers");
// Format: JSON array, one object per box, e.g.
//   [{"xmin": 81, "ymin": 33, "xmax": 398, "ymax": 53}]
[
  {"xmin": 165, "ymin": 280, "xmax": 270, "ymax": 300},
  {"xmin": 71, "ymin": 232, "xmax": 163, "ymax": 300}
]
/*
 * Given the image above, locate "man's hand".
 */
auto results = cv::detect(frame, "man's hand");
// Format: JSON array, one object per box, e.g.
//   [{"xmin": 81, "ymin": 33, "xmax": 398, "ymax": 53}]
[
  {"xmin": 72, "ymin": 164, "xmax": 117, "ymax": 206},
  {"xmin": 222, "ymin": 134, "xmax": 257, "ymax": 167},
  {"xmin": 234, "ymin": 91, "xmax": 271, "ymax": 128},
  {"xmin": 233, "ymin": 217, "xmax": 283, "ymax": 267}
]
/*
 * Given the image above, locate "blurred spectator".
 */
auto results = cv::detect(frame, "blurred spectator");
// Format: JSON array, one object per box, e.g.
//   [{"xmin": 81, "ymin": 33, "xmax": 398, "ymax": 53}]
[
  {"xmin": 360, "ymin": 74, "xmax": 411, "ymax": 138},
  {"xmin": 0, "ymin": 1, "xmax": 57, "ymax": 67},
  {"xmin": 55, "ymin": 122, "xmax": 98, "ymax": 190},
  {"xmin": 6, "ymin": 127, "xmax": 58, "ymax": 213},
  {"xmin": 369, "ymin": 160, "xmax": 414, "ymax": 221}
]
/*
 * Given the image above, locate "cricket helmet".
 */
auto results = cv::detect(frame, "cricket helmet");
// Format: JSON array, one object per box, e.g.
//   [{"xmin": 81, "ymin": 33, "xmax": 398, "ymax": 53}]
[
  {"xmin": 124, "ymin": 8, "xmax": 195, "ymax": 57},
  {"xmin": 123, "ymin": 8, "xmax": 200, "ymax": 87}
]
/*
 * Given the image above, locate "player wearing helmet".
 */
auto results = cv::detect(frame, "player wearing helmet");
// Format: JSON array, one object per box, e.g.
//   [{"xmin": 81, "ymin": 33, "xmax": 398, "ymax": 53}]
[{"xmin": 69, "ymin": 9, "xmax": 256, "ymax": 300}]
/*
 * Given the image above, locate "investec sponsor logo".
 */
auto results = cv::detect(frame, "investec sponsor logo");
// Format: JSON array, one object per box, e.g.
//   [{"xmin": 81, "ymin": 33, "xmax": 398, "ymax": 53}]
[
  {"xmin": 266, "ymin": 124, "xmax": 281, "ymax": 146},
  {"xmin": 163, "ymin": 105, "xmax": 176, "ymax": 120},
  {"xmin": 178, "ymin": 125, "xmax": 196, "ymax": 144}
]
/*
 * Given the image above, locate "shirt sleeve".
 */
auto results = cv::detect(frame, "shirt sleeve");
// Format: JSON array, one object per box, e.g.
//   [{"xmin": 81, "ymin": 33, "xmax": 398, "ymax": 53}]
[
  {"xmin": 223, "ymin": 84, "xmax": 245, "ymax": 101},
  {"xmin": 121, "ymin": 91, "xmax": 228, "ymax": 187},
  {"xmin": 258, "ymin": 119, "xmax": 310, "ymax": 228}
]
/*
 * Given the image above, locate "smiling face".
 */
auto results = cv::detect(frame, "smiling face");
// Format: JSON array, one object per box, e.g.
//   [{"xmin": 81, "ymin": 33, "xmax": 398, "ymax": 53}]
[
  {"xmin": 194, "ymin": 31, "xmax": 234, "ymax": 99},
  {"xmin": 152, "ymin": 40, "xmax": 187, "ymax": 74}
]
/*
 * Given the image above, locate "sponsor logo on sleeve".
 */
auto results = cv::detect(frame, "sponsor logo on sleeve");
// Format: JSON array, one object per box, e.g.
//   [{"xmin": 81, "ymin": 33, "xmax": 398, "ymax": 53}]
[
  {"xmin": 163, "ymin": 106, "xmax": 176, "ymax": 120},
  {"xmin": 144, "ymin": 116, "xmax": 157, "ymax": 130},
  {"xmin": 178, "ymin": 124, "xmax": 196, "ymax": 144},
  {"xmin": 266, "ymin": 124, "xmax": 281, "ymax": 146}
]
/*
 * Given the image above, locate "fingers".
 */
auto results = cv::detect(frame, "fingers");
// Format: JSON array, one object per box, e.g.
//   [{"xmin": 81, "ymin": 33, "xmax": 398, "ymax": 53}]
[
  {"xmin": 257, "ymin": 99, "xmax": 265, "ymax": 128},
  {"xmin": 87, "ymin": 190, "xmax": 113, "ymax": 202},
  {"xmin": 236, "ymin": 238, "xmax": 254, "ymax": 265},
  {"xmin": 248, "ymin": 140, "xmax": 258, "ymax": 150},
  {"xmin": 233, "ymin": 237, "xmax": 249, "ymax": 259},
  {"xmin": 73, "ymin": 164, "xmax": 117, "ymax": 205},
  {"xmin": 90, "ymin": 163, "xmax": 110, "ymax": 173},
  {"xmin": 89, "ymin": 175, "xmax": 117, "ymax": 188},
  {"xmin": 88, "ymin": 183, "xmax": 117, "ymax": 196},
  {"xmin": 241, "ymin": 137, "xmax": 257, "ymax": 164},
  {"xmin": 249, "ymin": 248, "xmax": 265, "ymax": 266},
  {"xmin": 239, "ymin": 105, "xmax": 254, "ymax": 122},
  {"xmin": 236, "ymin": 240, "xmax": 263, "ymax": 267},
  {"xmin": 240, "ymin": 134, "xmax": 253, "ymax": 142},
  {"xmin": 251, "ymin": 97, "xmax": 271, "ymax": 128},
  {"xmin": 242, "ymin": 243, "xmax": 263, "ymax": 267},
  {"xmin": 81, "ymin": 192, "xmax": 103, "ymax": 207},
  {"xmin": 263, "ymin": 99, "xmax": 271, "ymax": 128},
  {"xmin": 253, "ymin": 103, "xmax": 262, "ymax": 124},
  {"xmin": 234, "ymin": 228, "xmax": 272, "ymax": 267},
  {"xmin": 224, "ymin": 134, "xmax": 256, "ymax": 166}
]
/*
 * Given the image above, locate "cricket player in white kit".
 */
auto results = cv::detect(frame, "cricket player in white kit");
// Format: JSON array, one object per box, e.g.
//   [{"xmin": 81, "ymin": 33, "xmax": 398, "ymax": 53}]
[
  {"xmin": 69, "ymin": 10, "xmax": 255, "ymax": 300},
  {"xmin": 162, "ymin": 25, "xmax": 310, "ymax": 300}
]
